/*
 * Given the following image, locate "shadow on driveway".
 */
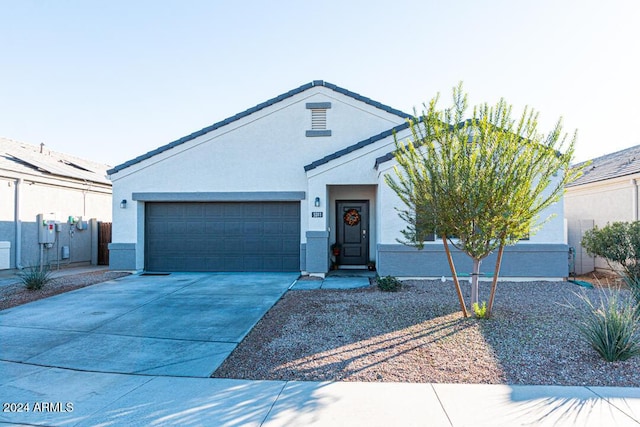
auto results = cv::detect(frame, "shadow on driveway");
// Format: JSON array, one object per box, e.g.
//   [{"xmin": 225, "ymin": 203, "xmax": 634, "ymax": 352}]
[{"xmin": 0, "ymin": 272, "xmax": 297, "ymax": 377}]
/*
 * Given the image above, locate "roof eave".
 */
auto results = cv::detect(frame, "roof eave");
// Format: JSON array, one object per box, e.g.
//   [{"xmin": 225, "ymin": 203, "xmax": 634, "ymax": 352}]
[{"xmin": 109, "ymin": 80, "xmax": 412, "ymax": 175}]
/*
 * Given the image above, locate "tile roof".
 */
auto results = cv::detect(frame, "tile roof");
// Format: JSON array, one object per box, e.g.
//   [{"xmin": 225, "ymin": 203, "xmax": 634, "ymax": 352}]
[
  {"xmin": 108, "ymin": 80, "xmax": 412, "ymax": 175},
  {"xmin": 568, "ymin": 144, "xmax": 640, "ymax": 187},
  {"xmin": 0, "ymin": 137, "xmax": 110, "ymax": 185},
  {"xmin": 304, "ymin": 122, "xmax": 410, "ymax": 172}
]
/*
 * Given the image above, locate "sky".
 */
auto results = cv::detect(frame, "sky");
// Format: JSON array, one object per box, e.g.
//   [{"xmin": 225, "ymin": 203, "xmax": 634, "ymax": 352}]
[{"xmin": 1, "ymin": 0, "xmax": 639, "ymax": 168}]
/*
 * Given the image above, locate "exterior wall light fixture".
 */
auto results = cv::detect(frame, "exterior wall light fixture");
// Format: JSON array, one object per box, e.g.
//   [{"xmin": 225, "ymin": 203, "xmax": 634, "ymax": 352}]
[
  {"xmin": 314, "ymin": 197, "xmax": 321, "ymax": 207},
  {"xmin": 120, "ymin": 199, "xmax": 127, "ymax": 209}
]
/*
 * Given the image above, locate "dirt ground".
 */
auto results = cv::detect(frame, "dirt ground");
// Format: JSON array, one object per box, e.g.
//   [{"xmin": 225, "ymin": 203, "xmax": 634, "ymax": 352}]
[{"xmin": 572, "ymin": 270, "xmax": 623, "ymax": 288}]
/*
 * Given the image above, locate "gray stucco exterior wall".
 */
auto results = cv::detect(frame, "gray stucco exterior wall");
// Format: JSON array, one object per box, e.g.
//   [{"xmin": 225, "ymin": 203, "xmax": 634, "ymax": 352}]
[
  {"xmin": 377, "ymin": 243, "xmax": 569, "ymax": 278},
  {"xmin": 108, "ymin": 243, "xmax": 136, "ymax": 270},
  {"xmin": 300, "ymin": 243, "xmax": 307, "ymax": 272},
  {"xmin": 305, "ymin": 231, "xmax": 329, "ymax": 274},
  {"xmin": 2, "ymin": 220, "xmax": 95, "ymax": 270}
]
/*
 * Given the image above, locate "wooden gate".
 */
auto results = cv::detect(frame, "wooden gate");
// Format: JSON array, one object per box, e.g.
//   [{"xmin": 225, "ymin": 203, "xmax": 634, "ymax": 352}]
[{"xmin": 98, "ymin": 222, "xmax": 112, "ymax": 265}]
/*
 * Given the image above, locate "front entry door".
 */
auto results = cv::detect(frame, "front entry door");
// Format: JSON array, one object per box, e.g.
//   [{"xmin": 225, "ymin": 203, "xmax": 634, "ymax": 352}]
[{"xmin": 336, "ymin": 201, "xmax": 369, "ymax": 265}]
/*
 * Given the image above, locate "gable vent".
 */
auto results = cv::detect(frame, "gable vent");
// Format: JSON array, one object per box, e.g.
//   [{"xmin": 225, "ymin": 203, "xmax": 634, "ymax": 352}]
[
  {"xmin": 305, "ymin": 102, "xmax": 332, "ymax": 137},
  {"xmin": 311, "ymin": 109, "xmax": 327, "ymax": 130}
]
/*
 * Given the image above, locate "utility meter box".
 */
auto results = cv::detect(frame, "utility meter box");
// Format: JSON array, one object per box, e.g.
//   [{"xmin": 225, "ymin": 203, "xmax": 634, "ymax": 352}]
[{"xmin": 37, "ymin": 214, "xmax": 57, "ymax": 244}]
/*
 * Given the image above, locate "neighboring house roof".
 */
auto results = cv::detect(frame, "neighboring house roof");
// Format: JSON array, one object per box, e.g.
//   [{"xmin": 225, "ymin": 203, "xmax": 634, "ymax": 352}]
[
  {"xmin": 568, "ymin": 144, "xmax": 640, "ymax": 187},
  {"xmin": 0, "ymin": 137, "xmax": 110, "ymax": 185},
  {"xmin": 108, "ymin": 80, "xmax": 412, "ymax": 175}
]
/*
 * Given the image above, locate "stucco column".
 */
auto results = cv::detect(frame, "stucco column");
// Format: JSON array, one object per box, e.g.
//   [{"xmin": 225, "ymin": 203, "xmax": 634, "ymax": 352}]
[{"xmin": 305, "ymin": 230, "xmax": 329, "ymax": 277}]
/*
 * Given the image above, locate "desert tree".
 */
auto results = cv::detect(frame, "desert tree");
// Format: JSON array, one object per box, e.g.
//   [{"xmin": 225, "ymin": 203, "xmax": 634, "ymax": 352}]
[{"xmin": 385, "ymin": 83, "xmax": 582, "ymax": 317}]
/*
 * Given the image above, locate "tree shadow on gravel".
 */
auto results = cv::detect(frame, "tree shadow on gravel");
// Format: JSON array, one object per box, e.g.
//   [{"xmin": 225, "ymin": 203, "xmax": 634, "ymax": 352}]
[
  {"xmin": 214, "ymin": 281, "xmax": 504, "ymax": 383},
  {"xmin": 215, "ymin": 280, "xmax": 640, "ymax": 386},
  {"xmin": 273, "ymin": 316, "xmax": 472, "ymax": 380}
]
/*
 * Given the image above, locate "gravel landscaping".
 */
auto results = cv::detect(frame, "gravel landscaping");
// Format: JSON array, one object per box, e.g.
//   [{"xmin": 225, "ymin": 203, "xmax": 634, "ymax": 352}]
[
  {"xmin": 0, "ymin": 270, "xmax": 131, "ymax": 310},
  {"xmin": 214, "ymin": 278, "xmax": 640, "ymax": 387}
]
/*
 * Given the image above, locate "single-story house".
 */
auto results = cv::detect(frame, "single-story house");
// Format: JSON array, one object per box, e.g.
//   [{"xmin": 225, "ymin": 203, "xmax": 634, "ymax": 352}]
[
  {"xmin": 565, "ymin": 144, "xmax": 640, "ymax": 274},
  {"xmin": 0, "ymin": 138, "xmax": 112, "ymax": 270},
  {"xmin": 107, "ymin": 80, "xmax": 568, "ymax": 278}
]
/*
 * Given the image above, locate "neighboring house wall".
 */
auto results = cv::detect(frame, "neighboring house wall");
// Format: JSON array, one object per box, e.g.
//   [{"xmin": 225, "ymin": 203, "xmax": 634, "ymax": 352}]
[
  {"xmin": 0, "ymin": 140, "xmax": 112, "ymax": 270},
  {"xmin": 565, "ymin": 144, "xmax": 640, "ymax": 274},
  {"xmin": 565, "ymin": 173, "xmax": 640, "ymax": 273},
  {"xmin": 0, "ymin": 174, "xmax": 112, "ymax": 269}
]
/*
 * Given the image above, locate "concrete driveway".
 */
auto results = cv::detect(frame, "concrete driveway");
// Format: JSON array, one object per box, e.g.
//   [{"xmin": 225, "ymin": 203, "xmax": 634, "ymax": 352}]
[{"xmin": 0, "ymin": 272, "xmax": 297, "ymax": 377}]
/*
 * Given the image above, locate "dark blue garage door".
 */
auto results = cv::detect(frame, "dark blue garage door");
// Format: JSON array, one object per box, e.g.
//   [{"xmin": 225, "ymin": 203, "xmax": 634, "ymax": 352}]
[{"xmin": 145, "ymin": 202, "xmax": 300, "ymax": 272}]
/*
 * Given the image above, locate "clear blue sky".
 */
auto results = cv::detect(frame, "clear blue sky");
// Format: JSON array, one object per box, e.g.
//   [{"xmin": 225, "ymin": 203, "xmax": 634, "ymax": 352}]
[{"xmin": 1, "ymin": 0, "xmax": 638, "ymax": 167}]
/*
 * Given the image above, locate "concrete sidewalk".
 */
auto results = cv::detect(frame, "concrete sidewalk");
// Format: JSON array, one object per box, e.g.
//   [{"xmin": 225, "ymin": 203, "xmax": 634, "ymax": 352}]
[{"xmin": 1, "ymin": 360, "xmax": 639, "ymax": 426}]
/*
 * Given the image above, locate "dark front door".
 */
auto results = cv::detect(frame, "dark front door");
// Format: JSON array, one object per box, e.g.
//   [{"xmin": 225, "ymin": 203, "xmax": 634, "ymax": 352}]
[{"xmin": 336, "ymin": 200, "xmax": 369, "ymax": 265}]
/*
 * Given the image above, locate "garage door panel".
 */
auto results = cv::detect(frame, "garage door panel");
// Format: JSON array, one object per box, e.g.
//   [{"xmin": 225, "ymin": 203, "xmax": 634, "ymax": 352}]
[
  {"xmin": 186, "ymin": 238, "xmax": 209, "ymax": 252},
  {"xmin": 264, "ymin": 239, "xmax": 282, "ymax": 252},
  {"xmin": 153, "ymin": 204, "xmax": 184, "ymax": 217},
  {"xmin": 182, "ymin": 257, "xmax": 208, "ymax": 271},
  {"xmin": 205, "ymin": 257, "xmax": 225, "ymax": 270},
  {"xmin": 243, "ymin": 237, "xmax": 263, "ymax": 250},
  {"xmin": 145, "ymin": 202, "xmax": 300, "ymax": 272},
  {"xmin": 166, "ymin": 221, "xmax": 188, "ymax": 234},
  {"xmin": 203, "ymin": 204, "xmax": 225, "ymax": 217},
  {"xmin": 244, "ymin": 222, "xmax": 264, "ymax": 234},
  {"xmin": 281, "ymin": 203, "xmax": 299, "ymax": 216},
  {"xmin": 224, "ymin": 222, "xmax": 243, "ymax": 235},
  {"xmin": 224, "ymin": 239, "xmax": 242, "ymax": 252},
  {"xmin": 283, "ymin": 238, "xmax": 300, "ymax": 252},
  {"xmin": 205, "ymin": 222, "xmax": 225, "ymax": 234},
  {"xmin": 183, "ymin": 204, "xmax": 204, "ymax": 216},
  {"xmin": 223, "ymin": 204, "xmax": 241, "ymax": 216},
  {"xmin": 262, "ymin": 257, "xmax": 283, "ymax": 270},
  {"xmin": 281, "ymin": 256, "xmax": 300, "ymax": 271},
  {"xmin": 224, "ymin": 256, "xmax": 244, "ymax": 271},
  {"xmin": 147, "ymin": 222, "xmax": 166, "ymax": 234},
  {"xmin": 243, "ymin": 204, "xmax": 263, "ymax": 217},
  {"xmin": 263, "ymin": 223, "xmax": 283, "ymax": 234},
  {"xmin": 243, "ymin": 257, "xmax": 264, "ymax": 270}
]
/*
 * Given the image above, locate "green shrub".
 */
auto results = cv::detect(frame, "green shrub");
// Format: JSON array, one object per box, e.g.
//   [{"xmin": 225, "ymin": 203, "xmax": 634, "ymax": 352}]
[
  {"xmin": 377, "ymin": 275, "xmax": 402, "ymax": 292},
  {"xmin": 582, "ymin": 221, "xmax": 640, "ymax": 282},
  {"xmin": 624, "ymin": 274, "xmax": 640, "ymax": 317},
  {"xmin": 582, "ymin": 222, "xmax": 640, "ymax": 318},
  {"xmin": 19, "ymin": 265, "xmax": 52, "ymax": 291},
  {"xmin": 573, "ymin": 289, "xmax": 640, "ymax": 362},
  {"xmin": 472, "ymin": 301, "xmax": 488, "ymax": 318}
]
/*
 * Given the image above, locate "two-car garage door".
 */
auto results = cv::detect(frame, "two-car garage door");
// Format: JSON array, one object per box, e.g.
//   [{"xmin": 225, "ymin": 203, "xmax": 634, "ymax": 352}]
[{"xmin": 145, "ymin": 202, "xmax": 300, "ymax": 272}]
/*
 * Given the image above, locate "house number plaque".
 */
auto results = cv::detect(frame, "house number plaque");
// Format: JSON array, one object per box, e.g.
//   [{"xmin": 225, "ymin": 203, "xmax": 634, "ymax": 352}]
[{"xmin": 311, "ymin": 212, "xmax": 323, "ymax": 218}]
